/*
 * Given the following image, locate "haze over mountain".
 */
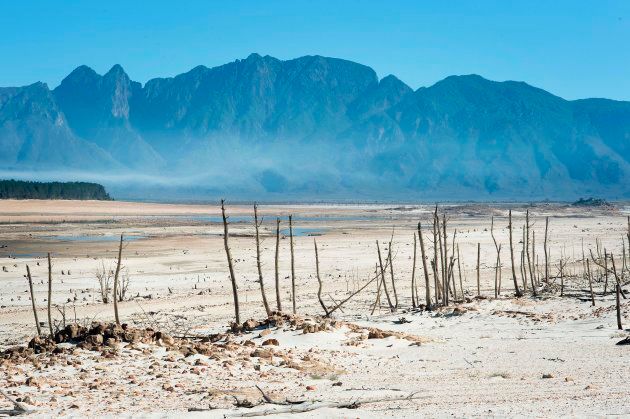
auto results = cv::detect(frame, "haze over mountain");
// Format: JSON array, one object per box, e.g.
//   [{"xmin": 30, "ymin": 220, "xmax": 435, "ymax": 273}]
[{"xmin": 1, "ymin": 53, "xmax": 628, "ymax": 200}]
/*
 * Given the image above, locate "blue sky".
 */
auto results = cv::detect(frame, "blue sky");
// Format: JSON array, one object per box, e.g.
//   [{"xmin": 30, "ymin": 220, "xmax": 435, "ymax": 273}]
[{"xmin": 1, "ymin": 0, "xmax": 629, "ymax": 100}]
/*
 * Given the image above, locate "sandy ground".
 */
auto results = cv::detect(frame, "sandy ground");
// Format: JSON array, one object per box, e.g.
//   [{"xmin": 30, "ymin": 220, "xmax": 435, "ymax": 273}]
[{"xmin": 0, "ymin": 199, "xmax": 629, "ymax": 417}]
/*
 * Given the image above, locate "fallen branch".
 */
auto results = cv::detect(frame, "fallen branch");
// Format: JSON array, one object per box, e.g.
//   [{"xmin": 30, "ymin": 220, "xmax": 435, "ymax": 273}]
[
  {"xmin": 0, "ymin": 388, "xmax": 32, "ymax": 416},
  {"xmin": 223, "ymin": 392, "xmax": 425, "ymax": 417}
]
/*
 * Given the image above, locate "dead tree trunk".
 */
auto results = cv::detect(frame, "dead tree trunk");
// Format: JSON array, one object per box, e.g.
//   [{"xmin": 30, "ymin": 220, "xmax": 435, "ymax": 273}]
[
  {"xmin": 47, "ymin": 253, "xmax": 53, "ymax": 336},
  {"xmin": 586, "ymin": 259, "xmax": 595, "ymax": 306},
  {"xmin": 476, "ymin": 243, "xmax": 481, "ymax": 297},
  {"xmin": 254, "ymin": 205, "xmax": 271, "ymax": 317},
  {"xmin": 525, "ymin": 211, "xmax": 536, "ymax": 296},
  {"xmin": 289, "ymin": 215, "xmax": 296, "ymax": 314},
  {"xmin": 113, "ymin": 234, "xmax": 123, "ymax": 326},
  {"xmin": 450, "ymin": 229, "xmax": 457, "ymax": 301},
  {"xmin": 604, "ymin": 249, "xmax": 609, "ymax": 294},
  {"xmin": 508, "ymin": 210, "xmax": 523, "ymax": 297},
  {"xmin": 376, "ymin": 240, "xmax": 394, "ymax": 311},
  {"xmin": 221, "ymin": 200, "xmax": 240, "ymax": 325},
  {"xmin": 544, "ymin": 216, "xmax": 549, "ymax": 284},
  {"xmin": 432, "ymin": 207, "xmax": 441, "ymax": 303},
  {"xmin": 274, "ymin": 218, "xmax": 282, "ymax": 312},
  {"xmin": 411, "ymin": 233, "xmax": 417, "ymax": 308},
  {"xmin": 457, "ymin": 245, "xmax": 464, "ymax": 298},
  {"xmin": 490, "ymin": 217, "xmax": 501, "ymax": 298},
  {"xmin": 371, "ymin": 263, "xmax": 382, "ymax": 315},
  {"xmin": 26, "ymin": 265, "xmax": 41, "ymax": 336},
  {"xmin": 388, "ymin": 237, "xmax": 399, "ymax": 308},
  {"xmin": 417, "ymin": 222, "xmax": 432, "ymax": 309},
  {"xmin": 616, "ymin": 282, "xmax": 622, "ymax": 330},
  {"xmin": 442, "ymin": 214, "xmax": 448, "ymax": 305},
  {"xmin": 313, "ymin": 239, "xmax": 329, "ymax": 316},
  {"xmin": 610, "ymin": 254, "xmax": 627, "ymax": 299}
]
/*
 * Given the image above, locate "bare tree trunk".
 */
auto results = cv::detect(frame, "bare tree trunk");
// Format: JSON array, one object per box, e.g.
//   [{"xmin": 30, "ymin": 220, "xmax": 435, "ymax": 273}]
[
  {"xmin": 221, "ymin": 200, "xmax": 240, "ymax": 325},
  {"xmin": 616, "ymin": 282, "xmax": 622, "ymax": 330},
  {"xmin": 388, "ymin": 238, "xmax": 398, "ymax": 308},
  {"xmin": 371, "ymin": 263, "xmax": 382, "ymax": 315},
  {"xmin": 417, "ymin": 222, "xmax": 432, "ymax": 309},
  {"xmin": 544, "ymin": 216, "xmax": 549, "ymax": 284},
  {"xmin": 521, "ymin": 226, "xmax": 528, "ymax": 292},
  {"xmin": 376, "ymin": 240, "xmax": 394, "ymax": 311},
  {"xmin": 476, "ymin": 243, "xmax": 481, "ymax": 297},
  {"xmin": 610, "ymin": 254, "xmax": 627, "ymax": 299},
  {"xmin": 450, "ymin": 229, "xmax": 457, "ymax": 301},
  {"xmin": 254, "ymin": 205, "xmax": 271, "ymax": 317},
  {"xmin": 289, "ymin": 215, "xmax": 296, "ymax": 314},
  {"xmin": 508, "ymin": 210, "xmax": 523, "ymax": 297},
  {"xmin": 457, "ymin": 245, "xmax": 464, "ymax": 298},
  {"xmin": 586, "ymin": 259, "xmax": 595, "ymax": 306},
  {"xmin": 274, "ymin": 218, "xmax": 282, "ymax": 312},
  {"xmin": 113, "ymin": 234, "xmax": 123, "ymax": 326},
  {"xmin": 604, "ymin": 249, "xmax": 609, "ymax": 294},
  {"xmin": 432, "ymin": 207, "xmax": 441, "ymax": 303},
  {"xmin": 47, "ymin": 253, "xmax": 53, "ymax": 336},
  {"xmin": 442, "ymin": 214, "xmax": 448, "ymax": 305},
  {"xmin": 490, "ymin": 217, "xmax": 500, "ymax": 298},
  {"xmin": 26, "ymin": 265, "xmax": 41, "ymax": 336},
  {"xmin": 525, "ymin": 211, "xmax": 536, "ymax": 296},
  {"xmin": 494, "ymin": 246, "xmax": 501, "ymax": 299},
  {"xmin": 411, "ymin": 233, "xmax": 417, "ymax": 308},
  {"xmin": 313, "ymin": 239, "xmax": 329, "ymax": 316},
  {"xmin": 438, "ymin": 215, "xmax": 446, "ymax": 305}
]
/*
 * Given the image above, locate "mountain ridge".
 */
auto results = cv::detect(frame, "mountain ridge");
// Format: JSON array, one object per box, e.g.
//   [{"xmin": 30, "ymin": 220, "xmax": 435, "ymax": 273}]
[{"xmin": 1, "ymin": 54, "xmax": 628, "ymax": 200}]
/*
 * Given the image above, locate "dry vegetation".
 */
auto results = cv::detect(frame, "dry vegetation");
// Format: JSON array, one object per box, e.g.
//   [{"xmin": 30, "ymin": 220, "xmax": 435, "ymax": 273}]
[{"xmin": 0, "ymin": 200, "xmax": 628, "ymax": 417}]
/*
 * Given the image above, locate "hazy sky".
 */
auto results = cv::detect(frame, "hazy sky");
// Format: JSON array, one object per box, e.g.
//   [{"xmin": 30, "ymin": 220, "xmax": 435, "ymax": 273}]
[{"xmin": 1, "ymin": 0, "xmax": 629, "ymax": 100}]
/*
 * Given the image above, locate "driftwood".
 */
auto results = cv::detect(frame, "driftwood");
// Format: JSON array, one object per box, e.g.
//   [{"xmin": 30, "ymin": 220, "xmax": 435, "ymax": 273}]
[
  {"xmin": 0, "ymin": 388, "xmax": 32, "ymax": 416},
  {"xmin": 222, "ymin": 391, "xmax": 425, "ymax": 417}
]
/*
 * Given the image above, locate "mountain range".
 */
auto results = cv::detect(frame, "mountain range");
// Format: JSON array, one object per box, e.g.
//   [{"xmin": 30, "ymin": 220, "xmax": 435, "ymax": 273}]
[{"xmin": 1, "ymin": 53, "xmax": 629, "ymax": 200}]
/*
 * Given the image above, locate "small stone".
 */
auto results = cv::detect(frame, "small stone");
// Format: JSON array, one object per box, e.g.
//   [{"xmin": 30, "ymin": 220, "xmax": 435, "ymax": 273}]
[
  {"xmin": 306, "ymin": 385, "xmax": 316, "ymax": 391},
  {"xmin": 262, "ymin": 338, "xmax": 279, "ymax": 346},
  {"xmin": 86, "ymin": 334, "xmax": 103, "ymax": 345},
  {"xmin": 542, "ymin": 373, "xmax": 554, "ymax": 379}
]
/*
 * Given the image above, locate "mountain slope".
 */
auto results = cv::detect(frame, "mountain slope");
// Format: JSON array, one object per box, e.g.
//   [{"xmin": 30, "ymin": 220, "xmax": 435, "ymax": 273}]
[{"xmin": 0, "ymin": 55, "xmax": 628, "ymax": 200}]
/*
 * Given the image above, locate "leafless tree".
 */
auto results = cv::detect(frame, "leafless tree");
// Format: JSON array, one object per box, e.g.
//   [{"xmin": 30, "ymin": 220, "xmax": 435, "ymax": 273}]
[
  {"xmin": 25, "ymin": 265, "xmax": 41, "ymax": 336},
  {"xmin": 113, "ymin": 234, "xmax": 123, "ymax": 325},
  {"xmin": 95, "ymin": 261, "xmax": 113, "ymax": 304},
  {"xmin": 313, "ymin": 238, "xmax": 329, "ymax": 316},
  {"xmin": 274, "ymin": 217, "xmax": 282, "ymax": 312},
  {"xmin": 508, "ymin": 210, "xmax": 523, "ymax": 297},
  {"xmin": 253, "ymin": 204, "xmax": 271, "ymax": 317},
  {"xmin": 47, "ymin": 253, "xmax": 53, "ymax": 336},
  {"xmin": 417, "ymin": 222, "xmax": 432, "ymax": 309},
  {"xmin": 221, "ymin": 200, "xmax": 240, "ymax": 324},
  {"xmin": 289, "ymin": 214, "xmax": 296, "ymax": 314}
]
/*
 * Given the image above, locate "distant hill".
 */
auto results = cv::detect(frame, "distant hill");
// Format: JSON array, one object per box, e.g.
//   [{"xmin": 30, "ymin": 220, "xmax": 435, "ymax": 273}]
[
  {"xmin": 0, "ymin": 179, "xmax": 111, "ymax": 200},
  {"xmin": 0, "ymin": 54, "xmax": 629, "ymax": 200}
]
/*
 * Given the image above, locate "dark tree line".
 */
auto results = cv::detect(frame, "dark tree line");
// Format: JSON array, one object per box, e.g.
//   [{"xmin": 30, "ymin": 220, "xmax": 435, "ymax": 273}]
[{"xmin": 0, "ymin": 179, "xmax": 111, "ymax": 200}]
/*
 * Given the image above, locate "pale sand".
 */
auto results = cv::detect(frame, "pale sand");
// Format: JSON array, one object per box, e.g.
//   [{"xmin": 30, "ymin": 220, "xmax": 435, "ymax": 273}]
[{"xmin": 0, "ymin": 200, "xmax": 628, "ymax": 417}]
